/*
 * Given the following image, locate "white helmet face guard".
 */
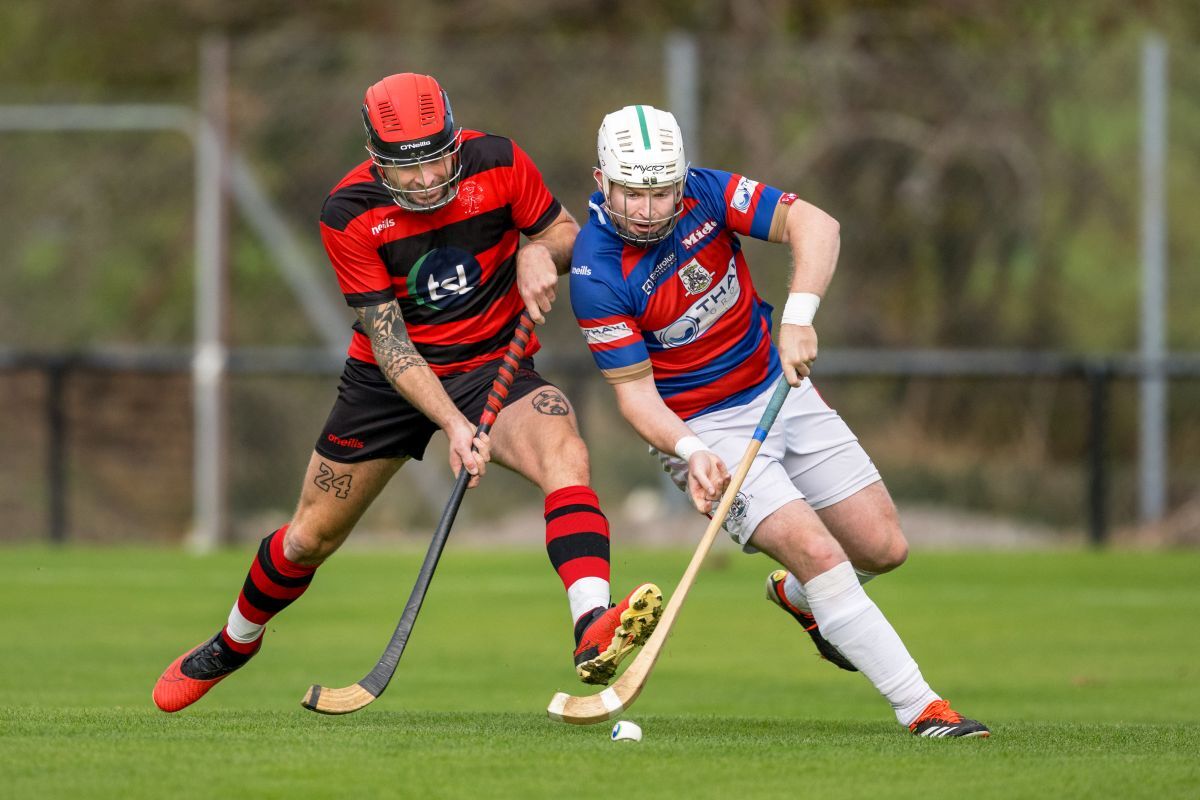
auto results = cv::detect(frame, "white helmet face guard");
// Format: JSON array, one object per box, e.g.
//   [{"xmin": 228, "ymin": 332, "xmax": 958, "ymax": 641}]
[
  {"xmin": 601, "ymin": 175, "xmax": 689, "ymax": 247},
  {"xmin": 596, "ymin": 105, "xmax": 689, "ymax": 246},
  {"xmin": 367, "ymin": 129, "xmax": 463, "ymax": 212}
]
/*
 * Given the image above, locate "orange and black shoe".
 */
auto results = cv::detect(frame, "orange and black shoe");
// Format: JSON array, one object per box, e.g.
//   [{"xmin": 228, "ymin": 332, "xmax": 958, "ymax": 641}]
[
  {"xmin": 152, "ymin": 631, "xmax": 261, "ymax": 713},
  {"xmin": 573, "ymin": 583, "xmax": 663, "ymax": 685},
  {"xmin": 765, "ymin": 569, "xmax": 857, "ymax": 672},
  {"xmin": 909, "ymin": 699, "xmax": 991, "ymax": 738}
]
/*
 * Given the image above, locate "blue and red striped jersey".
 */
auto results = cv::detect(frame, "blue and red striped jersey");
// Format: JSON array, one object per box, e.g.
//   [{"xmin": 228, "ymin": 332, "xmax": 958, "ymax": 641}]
[
  {"xmin": 569, "ymin": 168, "xmax": 796, "ymax": 420},
  {"xmin": 320, "ymin": 130, "xmax": 562, "ymax": 375}
]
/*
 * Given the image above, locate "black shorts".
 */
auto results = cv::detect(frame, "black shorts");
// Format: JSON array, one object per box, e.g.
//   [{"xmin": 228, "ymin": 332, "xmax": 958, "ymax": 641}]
[{"xmin": 315, "ymin": 357, "xmax": 554, "ymax": 463}]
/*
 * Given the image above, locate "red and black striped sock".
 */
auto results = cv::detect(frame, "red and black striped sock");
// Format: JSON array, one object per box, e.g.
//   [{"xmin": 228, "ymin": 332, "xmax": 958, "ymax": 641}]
[
  {"xmin": 544, "ymin": 486, "xmax": 612, "ymax": 635},
  {"xmin": 219, "ymin": 525, "xmax": 317, "ymax": 655}
]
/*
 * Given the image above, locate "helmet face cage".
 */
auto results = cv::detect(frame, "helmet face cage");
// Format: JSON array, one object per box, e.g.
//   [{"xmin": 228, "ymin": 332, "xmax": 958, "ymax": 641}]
[
  {"xmin": 596, "ymin": 105, "xmax": 689, "ymax": 246},
  {"xmin": 601, "ymin": 173, "xmax": 689, "ymax": 247},
  {"xmin": 361, "ymin": 75, "xmax": 463, "ymax": 212},
  {"xmin": 366, "ymin": 129, "xmax": 464, "ymax": 212}
]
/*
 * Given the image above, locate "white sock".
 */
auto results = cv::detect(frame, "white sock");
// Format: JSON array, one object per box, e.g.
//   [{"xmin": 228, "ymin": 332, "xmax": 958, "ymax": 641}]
[
  {"xmin": 226, "ymin": 602, "xmax": 265, "ymax": 643},
  {"xmin": 567, "ymin": 576, "xmax": 611, "ymax": 624},
  {"xmin": 782, "ymin": 566, "xmax": 878, "ymax": 613},
  {"xmin": 803, "ymin": 561, "xmax": 939, "ymax": 726},
  {"xmin": 854, "ymin": 567, "xmax": 879, "ymax": 585}
]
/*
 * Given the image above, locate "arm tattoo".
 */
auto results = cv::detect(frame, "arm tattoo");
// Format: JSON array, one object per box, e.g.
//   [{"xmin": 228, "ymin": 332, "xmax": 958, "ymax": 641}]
[{"xmin": 356, "ymin": 302, "xmax": 428, "ymax": 384}]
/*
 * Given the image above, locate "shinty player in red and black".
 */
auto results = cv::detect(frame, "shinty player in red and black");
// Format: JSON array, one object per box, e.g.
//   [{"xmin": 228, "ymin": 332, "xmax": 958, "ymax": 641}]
[{"xmin": 152, "ymin": 73, "xmax": 663, "ymax": 714}]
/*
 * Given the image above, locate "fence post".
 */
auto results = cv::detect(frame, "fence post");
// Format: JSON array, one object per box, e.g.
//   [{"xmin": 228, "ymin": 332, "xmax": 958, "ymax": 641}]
[
  {"xmin": 1085, "ymin": 362, "xmax": 1111, "ymax": 546},
  {"xmin": 1139, "ymin": 33, "xmax": 1169, "ymax": 524},
  {"xmin": 665, "ymin": 31, "xmax": 701, "ymax": 164},
  {"xmin": 46, "ymin": 360, "xmax": 68, "ymax": 544},
  {"xmin": 190, "ymin": 33, "xmax": 231, "ymax": 552}
]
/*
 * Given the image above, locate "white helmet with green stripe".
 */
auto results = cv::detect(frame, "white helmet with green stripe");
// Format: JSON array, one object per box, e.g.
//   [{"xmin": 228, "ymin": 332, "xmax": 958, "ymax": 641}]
[{"xmin": 596, "ymin": 104, "xmax": 689, "ymax": 246}]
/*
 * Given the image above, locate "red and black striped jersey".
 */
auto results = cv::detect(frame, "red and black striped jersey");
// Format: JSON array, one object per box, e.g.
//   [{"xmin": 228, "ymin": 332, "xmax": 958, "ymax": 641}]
[{"xmin": 319, "ymin": 129, "xmax": 562, "ymax": 375}]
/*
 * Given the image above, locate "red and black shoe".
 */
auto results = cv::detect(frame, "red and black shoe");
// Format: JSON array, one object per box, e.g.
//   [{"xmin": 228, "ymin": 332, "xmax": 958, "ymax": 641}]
[
  {"xmin": 152, "ymin": 631, "xmax": 261, "ymax": 713},
  {"xmin": 909, "ymin": 699, "xmax": 991, "ymax": 738},
  {"xmin": 765, "ymin": 569, "xmax": 858, "ymax": 672},
  {"xmin": 573, "ymin": 583, "xmax": 663, "ymax": 685}
]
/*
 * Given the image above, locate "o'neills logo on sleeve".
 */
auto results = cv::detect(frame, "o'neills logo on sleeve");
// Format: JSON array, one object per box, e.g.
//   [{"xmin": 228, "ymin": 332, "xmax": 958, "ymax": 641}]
[
  {"xmin": 370, "ymin": 218, "xmax": 396, "ymax": 236},
  {"xmin": 327, "ymin": 433, "xmax": 365, "ymax": 449}
]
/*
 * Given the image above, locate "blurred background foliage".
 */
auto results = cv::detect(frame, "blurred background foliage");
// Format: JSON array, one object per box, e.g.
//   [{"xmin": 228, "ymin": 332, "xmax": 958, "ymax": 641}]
[{"xmin": 2, "ymin": 1, "xmax": 1198, "ymax": 543}]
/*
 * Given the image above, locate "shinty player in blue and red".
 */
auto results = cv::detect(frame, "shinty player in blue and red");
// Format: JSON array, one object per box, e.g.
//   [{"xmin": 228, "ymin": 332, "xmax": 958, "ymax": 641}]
[
  {"xmin": 568, "ymin": 105, "xmax": 989, "ymax": 738},
  {"xmin": 152, "ymin": 74, "xmax": 662, "ymax": 713}
]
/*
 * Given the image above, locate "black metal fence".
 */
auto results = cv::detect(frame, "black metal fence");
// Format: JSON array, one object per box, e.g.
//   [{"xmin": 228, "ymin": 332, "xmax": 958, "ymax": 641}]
[{"xmin": 4, "ymin": 347, "xmax": 1199, "ymax": 547}]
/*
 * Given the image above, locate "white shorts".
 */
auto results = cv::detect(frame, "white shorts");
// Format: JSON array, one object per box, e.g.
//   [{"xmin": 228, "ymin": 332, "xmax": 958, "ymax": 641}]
[{"xmin": 654, "ymin": 379, "xmax": 881, "ymax": 552}]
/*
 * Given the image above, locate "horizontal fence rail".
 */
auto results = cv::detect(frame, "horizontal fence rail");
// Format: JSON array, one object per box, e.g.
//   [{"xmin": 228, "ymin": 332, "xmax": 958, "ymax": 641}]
[
  {"xmin": 7, "ymin": 347, "xmax": 1200, "ymax": 377},
  {"xmin": 5, "ymin": 347, "xmax": 1200, "ymax": 546}
]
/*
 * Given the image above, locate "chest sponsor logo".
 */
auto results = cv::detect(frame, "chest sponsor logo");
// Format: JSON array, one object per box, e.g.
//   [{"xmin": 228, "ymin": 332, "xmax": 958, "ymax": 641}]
[
  {"xmin": 581, "ymin": 321, "xmax": 632, "ymax": 345},
  {"xmin": 677, "ymin": 259, "xmax": 713, "ymax": 296},
  {"xmin": 681, "ymin": 219, "xmax": 718, "ymax": 249},
  {"xmin": 406, "ymin": 246, "xmax": 482, "ymax": 310},
  {"xmin": 651, "ymin": 256, "xmax": 740, "ymax": 348},
  {"xmin": 370, "ymin": 217, "xmax": 396, "ymax": 236},
  {"xmin": 731, "ymin": 177, "xmax": 758, "ymax": 213},
  {"xmin": 641, "ymin": 251, "xmax": 677, "ymax": 294}
]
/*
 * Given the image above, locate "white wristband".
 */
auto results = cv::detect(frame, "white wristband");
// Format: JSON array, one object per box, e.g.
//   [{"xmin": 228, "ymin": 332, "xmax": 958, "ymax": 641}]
[
  {"xmin": 781, "ymin": 292, "xmax": 820, "ymax": 326},
  {"xmin": 674, "ymin": 435, "xmax": 711, "ymax": 462}
]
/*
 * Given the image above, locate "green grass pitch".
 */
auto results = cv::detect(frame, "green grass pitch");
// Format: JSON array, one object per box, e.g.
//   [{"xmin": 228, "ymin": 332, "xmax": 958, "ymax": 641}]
[{"xmin": 4, "ymin": 544, "xmax": 1198, "ymax": 798}]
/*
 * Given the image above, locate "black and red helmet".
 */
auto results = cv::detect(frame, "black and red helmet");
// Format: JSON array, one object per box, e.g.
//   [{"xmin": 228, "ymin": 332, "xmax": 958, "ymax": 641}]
[{"xmin": 362, "ymin": 73, "xmax": 463, "ymax": 211}]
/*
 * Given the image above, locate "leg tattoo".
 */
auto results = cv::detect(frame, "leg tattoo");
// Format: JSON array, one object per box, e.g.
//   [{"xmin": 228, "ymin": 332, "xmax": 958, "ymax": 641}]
[
  {"xmin": 532, "ymin": 389, "xmax": 570, "ymax": 416},
  {"xmin": 313, "ymin": 462, "xmax": 354, "ymax": 499}
]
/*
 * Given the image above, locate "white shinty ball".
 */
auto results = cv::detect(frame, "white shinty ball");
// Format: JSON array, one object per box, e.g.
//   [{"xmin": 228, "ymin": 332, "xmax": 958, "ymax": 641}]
[{"xmin": 611, "ymin": 720, "xmax": 643, "ymax": 742}]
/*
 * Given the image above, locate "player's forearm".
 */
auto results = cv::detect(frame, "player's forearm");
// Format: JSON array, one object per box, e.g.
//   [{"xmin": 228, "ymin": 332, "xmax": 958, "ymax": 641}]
[
  {"xmin": 376, "ymin": 345, "xmax": 464, "ymax": 430},
  {"xmin": 613, "ymin": 376, "xmax": 696, "ymax": 455},
  {"xmin": 527, "ymin": 208, "xmax": 580, "ymax": 275},
  {"xmin": 356, "ymin": 303, "xmax": 467, "ymax": 431},
  {"xmin": 783, "ymin": 199, "xmax": 840, "ymax": 296}
]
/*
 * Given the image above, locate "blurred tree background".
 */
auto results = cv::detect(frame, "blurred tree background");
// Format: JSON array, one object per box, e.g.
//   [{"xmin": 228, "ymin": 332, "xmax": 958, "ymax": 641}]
[{"xmin": 2, "ymin": 1, "xmax": 1198, "ymax": 544}]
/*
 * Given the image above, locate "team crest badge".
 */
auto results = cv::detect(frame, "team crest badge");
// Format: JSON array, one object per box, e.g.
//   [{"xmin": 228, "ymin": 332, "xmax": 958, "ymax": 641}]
[
  {"xmin": 456, "ymin": 180, "xmax": 483, "ymax": 215},
  {"xmin": 722, "ymin": 491, "xmax": 751, "ymax": 538},
  {"xmin": 677, "ymin": 259, "xmax": 713, "ymax": 296},
  {"xmin": 728, "ymin": 492, "xmax": 749, "ymax": 524}
]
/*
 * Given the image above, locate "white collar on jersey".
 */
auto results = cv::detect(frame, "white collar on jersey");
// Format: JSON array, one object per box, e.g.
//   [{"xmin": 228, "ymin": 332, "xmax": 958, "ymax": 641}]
[{"xmin": 588, "ymin": 199, "xmax": 609, "ymax": 227}]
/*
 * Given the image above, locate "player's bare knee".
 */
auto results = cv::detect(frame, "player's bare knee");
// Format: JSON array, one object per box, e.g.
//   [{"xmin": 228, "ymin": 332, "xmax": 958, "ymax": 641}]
[
  {"xmin": 864, "ymin": 492, "xmax": 908, "ymax": 572},
  {"xmin": 887, "ymin": 534, "xmax": 909, "ymax": 570},
  {"xmin": 881, "ymin": 518, "xmax": 909, "ymax": 569},
  {"xmin": 543, "ymin": 434, "xmax": 591, "ymax": 487},
  {"xmin": 793, "ymin": 532, "xmax": 845, "ymax": 575},
  {"xmin": 283, "ymin": 520, "xmax": 342, "ymax": 566},
  {"xmin": 858, "ymin": 528, "xmax": 908, "ymax": 574}
]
